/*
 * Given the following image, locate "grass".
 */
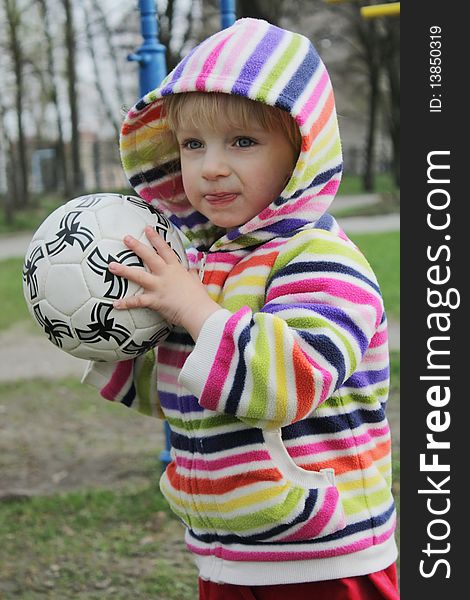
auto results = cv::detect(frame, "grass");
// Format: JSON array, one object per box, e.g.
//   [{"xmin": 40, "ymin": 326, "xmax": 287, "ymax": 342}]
[
  {"xmin": 349, "ymin": 231, "xmax": 400, "ymax": 320},
  {"xmin": 337, "ymin": 173, "xmax": 398, "ymax": 196},
  {"xmin": 0, "ymin": 258, "xmax": 33, "ymax": 330},
  {"xmin": 0, "ymin": 485, "xmax": 198, "ymax": 599},
  {"xmin": 0, "ymin": 190, "xmax": 133, "ymax": 235},
  {"xmin": 333, "ymin": 192, "xmax": 400, "ymax": 218},
  {"xmin": 0, "ymin": 376, "xmax": 166, "ymax": 496},
  {"xmin": 0, "ymin": 194, "xmax": 67, "ymax": 235},
  {"xmin": 0, "ymin": 375, "xmax": 195, "ymax": 598}
]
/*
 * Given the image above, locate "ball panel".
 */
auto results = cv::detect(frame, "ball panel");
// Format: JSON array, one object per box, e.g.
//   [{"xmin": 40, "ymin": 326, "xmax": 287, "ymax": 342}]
[
  {"xmin": 83, "ymin": 239, "xmax": 143, "ymax": 300},
  {"xmin": 66, "ymin": 193, "xmax": 123, "ymax": 212},
  {"xmin": 45, "ymin": 264, "xmax": 91, "ymax": 314},
  {"xmin": 71, "ymin": 344, "xmax": 120, "ymax": 362},
  {"xmin": 46, "ymin": 210, "xmax": 100, "ymax": 265},
  {"xmin": 123, "ymin": 197, "xmax": 188, "ymax": 266},
  {"xmin": 23, "ymin": 241, "xmax": 50, "ymax": 304},
  {"xmin": 31, "ymin": 205, "xmax": 67, "ymax": 243},
  {"xmin": 125, "ymin": 196, "xmax": 161, "ymax": 219},
  {"xmin": 95, "ymin": 202, "xmax": 149, "ymax": 242},
  {"xmin": 121, "ymin": 324, "xmax": 172, "ymax": 358},
  {"xmin": 32, "ymin": 300, "xmax": 79, "ymax": 351},
  {"xmin": 168, "ymin": 227, "xmax": 190, "ymax": 267},
  {"xmin": 129, "ymin": 306, "xmax": 166, "ymax": 329},
  {"xmin": 71, "ymin": 300, "xmax": 134, "ymax": 351}
]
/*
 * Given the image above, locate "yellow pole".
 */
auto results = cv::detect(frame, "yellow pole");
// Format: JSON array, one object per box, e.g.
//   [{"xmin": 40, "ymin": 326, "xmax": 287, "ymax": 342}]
[{"xmin": 361, "ymin": 3, "xmax": 400, "ymax": 19}]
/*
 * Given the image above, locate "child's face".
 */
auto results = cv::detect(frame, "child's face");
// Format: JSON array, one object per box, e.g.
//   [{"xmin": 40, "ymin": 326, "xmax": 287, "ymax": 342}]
[{"xmin": 174, "ymin": 115, "xmax": 297, "ymax": 229}]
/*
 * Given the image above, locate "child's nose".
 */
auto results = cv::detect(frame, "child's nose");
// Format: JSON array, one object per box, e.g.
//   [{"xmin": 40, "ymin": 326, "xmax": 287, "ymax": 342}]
[{"xmin": 201, "ymin": 149, "xmax": 231, "ymax": 180}]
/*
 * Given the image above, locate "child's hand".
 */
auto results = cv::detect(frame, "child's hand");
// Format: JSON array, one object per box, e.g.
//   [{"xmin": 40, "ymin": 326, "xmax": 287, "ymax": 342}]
[{"xmin": 108, "ymin": 226, "xmax": 220, "ymax": 341}]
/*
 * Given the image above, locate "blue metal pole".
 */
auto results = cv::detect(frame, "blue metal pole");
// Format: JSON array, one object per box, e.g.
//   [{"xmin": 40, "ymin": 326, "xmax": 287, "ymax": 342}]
[
  {"xmin": 128, "ymin": 2, "xmax": 237, "ymax": 471},
  {"xmin": 128, "ymin": 0, "xmax": 167, "ymax": 95},
  {"xmin": 128, "ymin": 1, "xmax": 171, "ymax": 469},
  {"xmin": 220, "ymin": 0, "xmax": 236, "ymax": 29}
]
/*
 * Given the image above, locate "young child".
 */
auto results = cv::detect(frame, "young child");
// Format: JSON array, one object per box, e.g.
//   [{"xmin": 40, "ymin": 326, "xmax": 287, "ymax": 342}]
[{"xmin": 84, "ymin": 17, "xmax": 399, "ymax": 599}]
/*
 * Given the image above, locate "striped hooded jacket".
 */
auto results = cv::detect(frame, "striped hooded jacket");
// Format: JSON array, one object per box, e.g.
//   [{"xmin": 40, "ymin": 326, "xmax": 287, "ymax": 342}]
[{"xmin": 85, "ymin": 18, "xmax": 397, "ymax": 585}]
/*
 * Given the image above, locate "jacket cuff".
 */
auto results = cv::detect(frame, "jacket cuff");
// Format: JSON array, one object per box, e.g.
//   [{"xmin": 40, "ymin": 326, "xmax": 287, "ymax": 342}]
[
  {"xmin": 178, "ymin": 309, "xmax": 232, "ymax": 398},
  {"xmin": 81, "ymin": 360, "xmax": 118, "ymax": 390}
]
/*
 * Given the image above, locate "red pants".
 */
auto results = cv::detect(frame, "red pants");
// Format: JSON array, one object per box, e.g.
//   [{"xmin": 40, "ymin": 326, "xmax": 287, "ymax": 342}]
[{"xmin": 199, "ymin": 563, "xmax": 399, "ymax": 600}]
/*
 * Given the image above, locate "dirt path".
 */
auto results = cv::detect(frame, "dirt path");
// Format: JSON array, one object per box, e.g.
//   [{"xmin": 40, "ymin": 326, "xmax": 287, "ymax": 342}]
[
  {"xmin": 0, "ymin": 324, "xmax": 85, "ymax": 383},
  {"xmin": 0, "ymin": 375, "xmax": 165, "ymax": 499}
]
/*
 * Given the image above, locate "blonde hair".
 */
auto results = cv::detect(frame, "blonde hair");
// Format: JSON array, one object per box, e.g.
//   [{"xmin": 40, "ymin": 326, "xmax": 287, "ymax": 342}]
[{"xmin": 162, "ymin": 92, "xmax": 302, "ymax": 159}]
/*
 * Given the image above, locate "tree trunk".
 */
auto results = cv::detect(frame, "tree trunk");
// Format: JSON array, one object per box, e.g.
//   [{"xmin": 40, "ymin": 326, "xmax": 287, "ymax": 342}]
[
  {"xmin": 382, "ymin": 19, "xmax": 400, "ymax": 187},
  {"xmin": 82, "ymin": 0, "xmax": 120, "ymax": 140},
  {"xmin": 158, "ymin": 0, "xmax": 177, "ymax": 72},
  {"xmin": 89, "ymin": 0, "xmax": 126, "ymax": 106},
  {"xmin": 236, "ymin": 0, "xmax": 283, "ymax": 24},
  {"xmin": 4, "ymin": 0, "xmax": 29, "ymax": 207},
  {"xmin": 353, "ymin": 10, "xmax": 381, "ymax": 192},
  {"xmin": 363, "ymin": 65, "xmax": 379, "ymax": 191},
  {"xmin": 37, "ymin": 0, "xmax": 70, "ymax": 195},
  {"xmin": 6, "ymin": 140, "xmax": 18, "ymax": 222},
  {"xmin": 62, "ymin": 0, "xmax": 83, "ymax": 193},
  {"xmin": 0, "ymin": 100, "xmax": 16, "ymax": 225}
]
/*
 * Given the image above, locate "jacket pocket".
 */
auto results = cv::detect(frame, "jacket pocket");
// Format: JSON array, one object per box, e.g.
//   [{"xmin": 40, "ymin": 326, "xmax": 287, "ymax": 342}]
[
  {"xmin": 263, "ymin": 429, "xmax": 346, "ymax": 542},
  {"xmin": 215, "ymin": 428, "xmax": 346, "ymax": 542},
  {"xmin": 160, "ymin": 428, "xmax": 346, "ymax": 543}
]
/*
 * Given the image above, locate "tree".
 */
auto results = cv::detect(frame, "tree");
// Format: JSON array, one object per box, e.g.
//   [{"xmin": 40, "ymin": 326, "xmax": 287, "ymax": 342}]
[
  {"xmin": 62, "ymin": 0, "xmax": 83, "ymax": 193},
  {"xmin": 88, "ymin": 0, "xmax": 126, "ymax": 107},
  {"xmin": 2, "ymin": 0, "xmax": 29, "ymax": 207},
  {"xmin": 381, "ymin": 14, "xmax": 399, "ymax": 186},
  {"xmin": 352, "ymin": 3, "xmax": 382, "ymax": 191},
  {"xmin": 236, "ymin": 0, "xmax": 285, "ymax": 23},
  {"xmin": 36, "ymin": 0, "xmax": 70, "ymax": 195},
  {"xmin": 81, "ymin": 0, "xmax": 120, "ymax": 139},
  {"xmin": 158, "ymin": 0, "xmax": 202, "ymax": 72},
  {"xmin": 322, "ymin": 0, "xmax": 400, "ymax": 190},
  {"xmin": 0, "ymin": 98, "xmax": 16, "ymax": 224},
  {"xmin": 355, "ymin": 1, "xmax": 400, "ymax": 189}
]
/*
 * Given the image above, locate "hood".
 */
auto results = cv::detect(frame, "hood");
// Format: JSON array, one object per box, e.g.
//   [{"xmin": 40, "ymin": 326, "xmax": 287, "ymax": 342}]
[{"xmin": 120, "ymin": 17, "xmax": 342, "ymax": 251}]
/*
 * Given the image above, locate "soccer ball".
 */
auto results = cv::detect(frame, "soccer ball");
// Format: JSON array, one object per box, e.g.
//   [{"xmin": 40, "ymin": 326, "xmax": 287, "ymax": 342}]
[{"xmin": 22, "ymin": 193, "xmax": 188, "ymax": 362}]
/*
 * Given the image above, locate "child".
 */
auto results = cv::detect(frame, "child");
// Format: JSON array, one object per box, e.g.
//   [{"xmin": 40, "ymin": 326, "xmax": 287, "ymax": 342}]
[{"xmin": 84, "ymin": 17, "xmax": 399, "ymax": 599}]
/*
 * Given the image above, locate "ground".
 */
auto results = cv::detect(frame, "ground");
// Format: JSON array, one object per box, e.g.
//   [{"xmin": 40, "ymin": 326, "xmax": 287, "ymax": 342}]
[
  {"xmin": 0, "ymin": 376, "xmax": 201, "ymax": 599},
  {"xmin": 0, "ymin": 374, "xmax": 166, "ymax": 498}
]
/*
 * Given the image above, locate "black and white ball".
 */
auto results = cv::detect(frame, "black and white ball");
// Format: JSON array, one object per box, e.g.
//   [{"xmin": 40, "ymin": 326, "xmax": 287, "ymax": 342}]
[{"xmin": 22, "ymin": 193, "xmax": 188, "ymax": 362}]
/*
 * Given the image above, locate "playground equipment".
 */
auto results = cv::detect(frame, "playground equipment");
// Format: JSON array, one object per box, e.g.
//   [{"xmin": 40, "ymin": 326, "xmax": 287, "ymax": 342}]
[
  {"xmin": 361, "ymin": 2, "xmax": 399, "ymax": 19},
  {"xmin": 324, "ymin": 1, "xmax": 400, "ymax": 19},
  {"xmin": 128, "ymin": 0, "xmax": 237, "ymax": 468},
  {"xmin": 128, "ymin": 0, "xmax": 238, "ymax": 99},
  {"xmin": 127, "ymin": 0, "xmax": 167, "ymax": 95},
  {"xmin": 220, "ymin": 0, "xmax": 237, "ymax": 29}
]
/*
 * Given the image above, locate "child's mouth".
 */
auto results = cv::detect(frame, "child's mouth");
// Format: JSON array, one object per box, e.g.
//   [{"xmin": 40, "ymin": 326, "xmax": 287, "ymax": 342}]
[{"xmin": 204, "ymin": 193, "xmax": 238, "ymax": 206}]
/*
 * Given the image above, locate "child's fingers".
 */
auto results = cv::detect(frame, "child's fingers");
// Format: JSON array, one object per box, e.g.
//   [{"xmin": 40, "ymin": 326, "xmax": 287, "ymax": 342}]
[
  {"xmin": 144, "ymin": 227, "xmax": 181, "ymax": 264},
  {"xmin": 108, "ymin": 261, "xmax": 155, "ymax": 288},
  {"xmin": 113, "ymin": 291, "xmax": 152, "ymax": 310},
  {"xmin": 121, "ymin": 234, "xmax": 164, "ymax": 270}
]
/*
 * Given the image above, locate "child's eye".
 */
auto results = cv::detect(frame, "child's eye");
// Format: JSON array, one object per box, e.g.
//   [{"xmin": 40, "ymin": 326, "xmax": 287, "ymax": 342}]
[
  {"xmin": 182, "ymin": 139, "xmax": 203, "ymax": 150},
  {"xmin": 234, "ymin": 137, "xmax": 255, "ymax": 148}
]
